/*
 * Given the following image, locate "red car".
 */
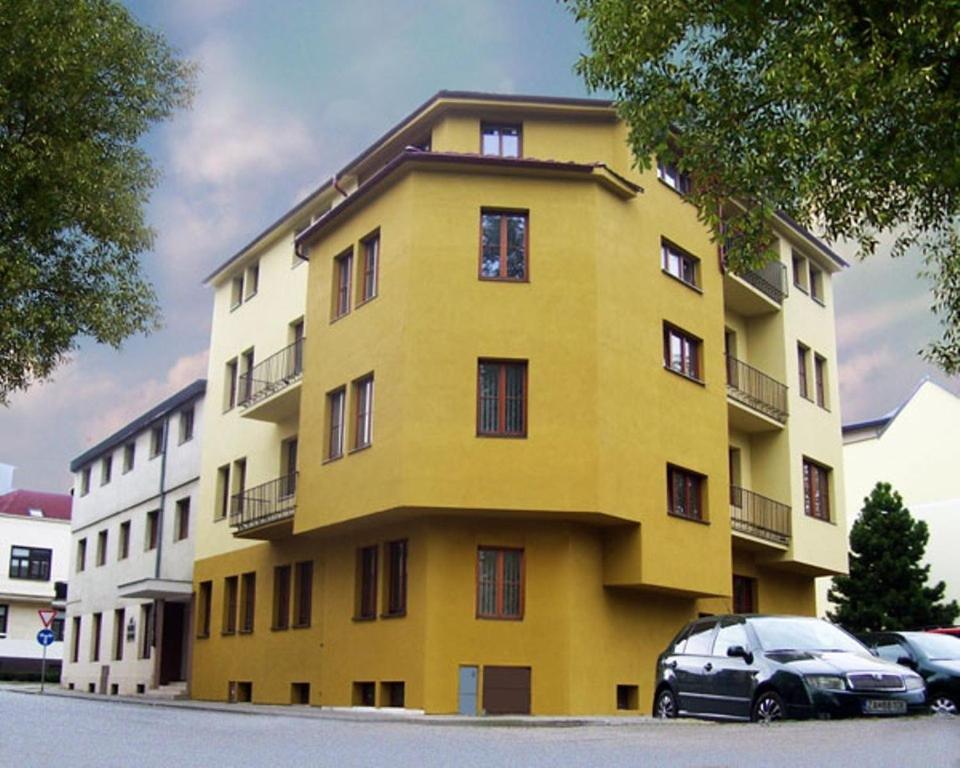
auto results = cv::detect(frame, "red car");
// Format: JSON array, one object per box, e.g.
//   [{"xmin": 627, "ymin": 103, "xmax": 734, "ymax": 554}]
[{"xmin": 929, "ymin": 627, "xmax": 960, "ymax": 638}]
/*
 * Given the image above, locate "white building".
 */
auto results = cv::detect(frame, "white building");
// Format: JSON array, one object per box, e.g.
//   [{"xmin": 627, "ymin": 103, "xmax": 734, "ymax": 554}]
[
  {"xmin": 61, "ymin": 380, "xmax": 205, "ymax": 696},
  {"xmin": 817, "ymin": 378, "xmax": 960, "ymax": 618},
  {"xmin": 0, "ymin": 471, "xmax": 71, "ymax": 679}
]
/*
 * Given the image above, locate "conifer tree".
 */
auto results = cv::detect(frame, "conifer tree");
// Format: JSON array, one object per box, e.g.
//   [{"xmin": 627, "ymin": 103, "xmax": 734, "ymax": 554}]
[{"xmin": 828, "ymin": 482, "xmax": 959, "ymax": 632}]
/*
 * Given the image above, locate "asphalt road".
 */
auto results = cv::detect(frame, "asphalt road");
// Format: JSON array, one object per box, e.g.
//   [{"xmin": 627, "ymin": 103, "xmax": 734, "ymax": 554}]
[{"xmin": 1, "ymin": 690, "xmax": 958, "ymax": 768}]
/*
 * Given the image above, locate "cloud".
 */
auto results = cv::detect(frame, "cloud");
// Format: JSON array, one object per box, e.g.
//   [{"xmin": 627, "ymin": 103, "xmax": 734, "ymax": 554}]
[
  {"xmin": 838, "ymin": 347, "xmax": 897, "ymax": 406},
  {"xmin": 836, "ymin": 293, "xmax": 931, "ymax": 349}
]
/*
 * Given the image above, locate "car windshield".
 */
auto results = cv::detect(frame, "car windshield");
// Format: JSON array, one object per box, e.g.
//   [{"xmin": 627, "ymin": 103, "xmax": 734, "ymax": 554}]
[
  {"xmin": 906, "ymin": 633, "xmax": 960, "ymax": 660},
  {"xmin": 750, "ymin": 617, "xmax": 868, "ymax": 654}
]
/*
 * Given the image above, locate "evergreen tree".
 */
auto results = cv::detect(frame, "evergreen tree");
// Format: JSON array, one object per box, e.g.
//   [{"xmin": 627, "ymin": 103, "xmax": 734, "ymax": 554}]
[{"xmin": 828, "ymin": 482, "xmax": 959, "ymax": 632}]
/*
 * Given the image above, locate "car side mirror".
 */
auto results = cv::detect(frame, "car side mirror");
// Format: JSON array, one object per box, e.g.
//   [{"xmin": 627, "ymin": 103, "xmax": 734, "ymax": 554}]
[
  {"xmin": 897, "ymin": 655, "xmax": 917, "ymax": 670},
  {"xmin": 727, "ymin": 645, "xmax": 754, "ymax": 664}
]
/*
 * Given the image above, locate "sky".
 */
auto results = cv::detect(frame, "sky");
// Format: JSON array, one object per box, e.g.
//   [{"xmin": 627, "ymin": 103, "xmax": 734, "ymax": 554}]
[{"xmin": 0, "ymin": 0, "xmax": 957, "ymax": 494}]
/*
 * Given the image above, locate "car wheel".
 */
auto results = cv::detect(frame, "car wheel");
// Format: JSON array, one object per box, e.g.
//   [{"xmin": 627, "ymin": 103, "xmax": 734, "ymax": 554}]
[
  {"xmin": 752, "ymin": 691, "xmax": 785, "ymax": 723},
  {"xmin": 930, "ymin": 694, "xmax": 958, "ymax": 716},
  {"xmin": 654, "ymin": 688, "xmax": 678, "ymax": 719}
]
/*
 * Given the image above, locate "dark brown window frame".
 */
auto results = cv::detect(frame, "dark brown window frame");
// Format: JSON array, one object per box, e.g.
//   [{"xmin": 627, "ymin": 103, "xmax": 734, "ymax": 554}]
[
  {"xmin": 809, "ymin": 263, "xmax": 825, "ymax": 305},
  {"xmin": 359, "ymin": 230, "xmax": 380, "ymax": 304},
  {"xmin": 667, "ymin": 464, "xmax": 706, "ymax": 522},
  {"xmin": 327, "ymin": 386, "xmax": 346, "ymax": 460},
  {"xmin": 479, "ymin": 209, "xmax": 529, "ymax": 282},
  {"xmin": 792, "ymin": 253, "xmax": 809, "ymax": 293},
  {"xmin": 197, "ymin": 580, "xmax": 212, "ymax": 639},
  {"xmin": 803, "ymin": 457, "xmax": 831, "ymax": 522},
  {"xmin": 222, "ymin": 575, "xmax": 238, "ymax": 635},
  {"xmin": 240, "ymin": 571, "xmax": 256, "ymax": 634},
  {"xmin": 480, "ymin": 122, "xmax": 522, "ymax": 158},
  {"xmin": 382, "ymin": 539, "xmax": 407, "ymax": 618},
  {"xmin": 332, "ymin": 248, "xmax": 353, "ymax": 320},
  {"xmin": 118, "ymin": 521, "xmax": 130, "ymax": 560},
  {"xmin": 145, "ymin": 510, "xmax": 159, "ymax": 551},
  {"xmin": 352, "ymin": 374, "xmax": 374, "ymax": 451},
  {"xmin": 293, "ymin": 560, "xmax": 313, "ymax": 628},
  {"xmin": 476, "ymin": 547, "xmax": 525, "ymax": 620},
  {"xmin": 355, "ymin": 545, "xmax": 378, "ymax": 621},
  {"xmin": 814, "ymin": 353, "xmax": 828, "ymax": 409},
  {"xmin": 174, "ymin": 498, "xmax": 190, "ymax": 542},
  {"xmin": 657, "ymin": 159, "xmax": 692, "ymax": 195},
  {"xmin": 798, "ymin": 343, "xmax": 811, "ymax": 400},
  {"xmin": 661, "ymin": 238, "xmax": 700, "ymax": 290},
  {"xmin": 476, "ymin": 359, "xmax": 528, "ymax": 438},
  {"xmin": 273, "ymin": 564, "xmax": 291, "ymax": 631},
  {"xmin": 663, "ymin": 323, "xmax": 703, "ymax": 382}
]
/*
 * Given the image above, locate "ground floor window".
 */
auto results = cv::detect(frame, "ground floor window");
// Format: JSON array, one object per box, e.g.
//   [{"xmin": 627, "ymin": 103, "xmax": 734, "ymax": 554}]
[
  {"xmin": 733, "ymin": 575, "xmax": 757, "ymax": 613},
  {"xmin": 476, "ymin": 547, "xmax": 524, "ymax": 620}
]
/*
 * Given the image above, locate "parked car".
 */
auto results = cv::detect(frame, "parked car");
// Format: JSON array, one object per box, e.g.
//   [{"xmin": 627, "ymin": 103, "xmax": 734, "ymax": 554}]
[
  {"xmin": 928, "ymin": 627, "xmax": 960, "ymax": 639},
  {"xmin": 859, "ymin": 631, "xmax": 960, "ymax": 715},
  {"xmin": 653, "ymin": 615, "xmax": 926, "ymax": 722}
]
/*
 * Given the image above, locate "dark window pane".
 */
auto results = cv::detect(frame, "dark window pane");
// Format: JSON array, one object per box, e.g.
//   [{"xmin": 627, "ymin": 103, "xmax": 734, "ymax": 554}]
[
  {"xmin": 505, "ymin": 216, "xmax": 526, "ymax": 278},
  {"xmin": 481, "ymin": 214, "xmax": 501, "ymax": 277}
]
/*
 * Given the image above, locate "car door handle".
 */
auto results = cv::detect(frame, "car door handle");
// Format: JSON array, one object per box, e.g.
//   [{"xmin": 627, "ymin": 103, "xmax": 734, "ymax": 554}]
[{"xmin": 703, "ymin": 662, "xmax": 713, "ymax": 672}]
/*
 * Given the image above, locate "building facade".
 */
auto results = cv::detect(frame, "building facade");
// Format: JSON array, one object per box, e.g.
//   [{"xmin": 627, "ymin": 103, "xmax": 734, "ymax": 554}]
[
  {"xmin": 817, "ymin": 378, "xmax": 960, "ymax": 616},
  {"xmin": 61, "ymin": 380, "xmax": 205, "ymax": 696},
  {"xmin": 0, "ymin": 477, "xmax": 71, "ymax": 678},
  {"xmin": 191, "ymin": 92, "xmax": 848, "ymax": 714}
]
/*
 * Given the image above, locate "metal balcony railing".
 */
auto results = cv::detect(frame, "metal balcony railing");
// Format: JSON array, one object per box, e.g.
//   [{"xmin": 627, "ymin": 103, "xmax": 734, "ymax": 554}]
[
  {"xmin": 230, "ymin": 473, "xmax": 297, "ymax": 532},
  {"xmin": 730, "ymin": 485, "xmax": 791, "ymax": 545},
  {"xmin": 726, "ymin": 355, "xmax": 789, "ymax": 423},
  {"xmin": 736, "ymin": 260, "xmax": 787, "ymax": 304},
  {"xmin": 238, "ymin": 338, "xmax": 304, "ymax": 408}
]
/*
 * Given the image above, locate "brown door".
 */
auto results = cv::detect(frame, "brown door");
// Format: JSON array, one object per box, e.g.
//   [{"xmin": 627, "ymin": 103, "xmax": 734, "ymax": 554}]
[
  {"xmin": 482, "ymin": 666, "xmax": 531, "ymax": 714},
  {"xmin": 159, "ymin": 602, "xmax": 185, "ymax": 684}
]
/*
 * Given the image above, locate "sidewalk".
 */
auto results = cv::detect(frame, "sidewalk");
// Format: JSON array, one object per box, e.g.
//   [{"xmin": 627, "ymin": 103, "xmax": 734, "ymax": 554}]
[{"xmin": 0, "ymin": 682, "xmax": 681, "ymax": 728}]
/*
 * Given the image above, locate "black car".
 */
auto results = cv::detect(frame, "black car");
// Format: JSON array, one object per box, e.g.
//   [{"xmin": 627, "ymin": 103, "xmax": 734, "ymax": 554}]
[
  {"xmin": 860, "ymin": 631, "xmax": 960, "ymax": 716},
  {"xmin": 653, "ymin": 615, "xmax": 926, "ymax": 721}
]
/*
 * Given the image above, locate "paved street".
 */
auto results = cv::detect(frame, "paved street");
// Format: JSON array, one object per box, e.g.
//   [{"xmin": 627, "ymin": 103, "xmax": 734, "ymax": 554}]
[{"xmin": 2, "ymin": 689, "xmax": 958, "ymax": 768}]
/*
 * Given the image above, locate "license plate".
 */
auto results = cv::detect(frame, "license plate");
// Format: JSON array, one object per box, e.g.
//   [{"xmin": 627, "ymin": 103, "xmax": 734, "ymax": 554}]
[{"xmin": 863, "ymin": 699, "xmax": 907, "ymax": 714}]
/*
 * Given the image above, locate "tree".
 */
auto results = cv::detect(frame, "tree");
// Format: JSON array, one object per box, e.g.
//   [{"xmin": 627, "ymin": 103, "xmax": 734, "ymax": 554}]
[
  {"xmin": 567, "ymin": 0, "xmax": 960, "ymax": 371},
  {"xmin": 827, "ymin": 482, "xmax": 959, "ymax": 633},
  {"xmin": 0, "ymin": 0, "xmax": 194, "ymax": 402}
]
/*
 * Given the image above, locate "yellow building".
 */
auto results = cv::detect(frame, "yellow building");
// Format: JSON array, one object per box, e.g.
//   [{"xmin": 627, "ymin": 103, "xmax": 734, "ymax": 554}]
[{"xmin": 191, "ymin": 92, "xmax": 848, "ymax": 715}]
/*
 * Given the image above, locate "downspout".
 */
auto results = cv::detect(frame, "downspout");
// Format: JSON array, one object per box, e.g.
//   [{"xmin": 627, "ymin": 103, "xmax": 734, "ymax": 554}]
[{"xmin": 150, "ymin": 413, "xmax": 170, "ymax": 688}]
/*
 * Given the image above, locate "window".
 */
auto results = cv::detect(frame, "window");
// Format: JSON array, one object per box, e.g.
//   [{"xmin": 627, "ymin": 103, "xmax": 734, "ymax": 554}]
[
  {"xmin": 476, "ymin": 547, "xmax": 523, "ymax": 620},
  {"xmin": 140, "ymin": 603, "xmax": 153, "ymax": 659},
  {"xmin": 150, "ymin": 424, "xmax": 164, "ymax": 457},
  {"xmin": 797, "ymin": 344, "xmax": 811, "ymax": 400},
  {"xmin": 355, "ymin": 545, "xmax": 378, "ymax": 620},
  {"xmin": 480, "ymin": 210, "xmax": 527, "ymax": 280},
  {"xmin": 91, "ymin": 612, "xmax": 102, "ymax": 661},
  {"xmin": 792, "ymin": 252, "xmax": 808, "ymax": 292},
  {"xmin": 281, "ymin": 438, "xmax": 298, "ymax": 497},
  {"xmin": 96, "ymin": 530, "xmax": 107, "ymax": 567},
  {"xmin": 814, "ymin": 354, "xmax": 828, "ymax": 409},
  {"xmin": 657, "ymin": 159, "xmax": 691, "ymax": 194},
  {"xmin": 293, "ymin": 561, "xmax": 313, "ymax": 628},
  {"xmin": 732, "ymin": 575, "xmax": 757, "ymax": 613},
  {"xmin": 683, "ymin": 620, "xmax": 718, "ymax": 655},
  {"xmin": 223, "ymin": 576, "xmax": 238, "ymax": 634},
  {"xmin": 101, "ymin": 455, "xmax": 112, "ymax": 485},
  {"xmin": 175, "ymin": 498, "xmax": 190, "ymax": 541},
  {"xmin": 667, "ymin": 464, "xmax": 705, "ymax": 521},
  {"xmin": 118, "ymin": 521, "xmax": 130, "ymax": 560},
  {"xmin": 239, "ymin": 349, "xmax": 255, "ymax": 405},
  {"xmin": 216, "ymin": 464, "xmax": 230, "ymax": 520},
  {"xmin": 51, "ymin": 616, "xmax": 64, "ymax": 642},
  {"xmin": 231, "ymin": 458, "xmax": 247, "ymax": 519},
  {"xmin": 113, "ymin": 608, "xmax": 125, "ymax": 661},
  {"xmin": 477, "ymin": 360, "xmax": 527, "ymax": 437},
  {"xmin": 332, "ymin": 249, "xmax": 353, "ymax": 319},
  {"xmin": 327, "ymin": 387, "xmax": 346, "ymax": 459},
  {"xmin": 245, "ymin": 262, "xmax": 259, "ymax": 299},
  {"xmin": 80, "ymin": 467, "xmax": 91, "ymax": 496},
  {"xmin": 71, "ymin": 616, "xmax": 81, "ymax": 661},
  {"xmin": 383, "ymin": 540, "xmax": 407, "ymax": 617},
  {"xmin": 145, "ymin": 510, "xmax": 159, "ymax": 551},
  {"xmin": 240, "ymin": 572, "xmax": 256, "ymax": 633},
  {"xmin": 661, "ymin": 239, "xmax": 699, "ymax": 288},
  {"xmin": 230, "ymin": 274, "xmax": 244, "ymax": 308},
  {"xmin": 353, "ymin": 375, "xmax": 374, "ymax": 450},
  {"xmin": 713, "ymin": 620, "xmax": 750, "ymax": 656},
  {"xmin": 9, "ymin": 546, "xmax": 52, "ymax": 580},
  {"xmin": 663, "ymin": 324, "xmax": 702, "ymax": 381},
  {"xmin": 289, "ymin": 318, "xmax": 305, "ymax": 376},
  {"xmin": 197, "ymin": 580, "xmax": 212, "ymax": 638},
  {"xmin": 273, "ymin": 565, "xmax": 291, "ymax": 630},
  {"xmin": 224, "ymin": 358, "xmax": 238, "ymax": 411},
  {"xmin": 360, "ymin": 231, "xmax": 379, "ymax": 303},
  {"xmin": 0, "ymin": 604, "xmax": 7, "ymax": 635},
  {"xmin": 76, "ymin": 538, "xmax": 87, "ymax": 572},
  {"xmin": 803, "ymin": 458, "xmax": 831, "ymax": 521},
  {"xmin": 179, "ymin": 407, "xmax": 195, "ymax": 444},
  {"xmin": 809, "ymin": 264, "xmax": 824, "ymax": 304},
  {"xmin": 481, "ymin": 122, "xmax": 521, "ymax": 157},
  {"xmin": 123, "ymin": 442, "xmax": 135, "ymax": 473}
]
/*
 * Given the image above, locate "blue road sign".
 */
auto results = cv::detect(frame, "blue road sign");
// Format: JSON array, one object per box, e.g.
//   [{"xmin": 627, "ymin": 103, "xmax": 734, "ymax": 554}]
[{"xmin": 36, "ymin": 628, "xmax": 55, "ymax": 647}]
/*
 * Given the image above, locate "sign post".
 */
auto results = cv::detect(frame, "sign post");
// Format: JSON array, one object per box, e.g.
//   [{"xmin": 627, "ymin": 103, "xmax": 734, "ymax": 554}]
[{"xmin": 37, "ymin": 608, "xmax": 57, "ymax": 695}]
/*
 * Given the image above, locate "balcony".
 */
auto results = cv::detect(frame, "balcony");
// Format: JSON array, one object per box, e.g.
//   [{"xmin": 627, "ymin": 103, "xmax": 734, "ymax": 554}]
[
  {"xmin": 724, "ymin": 261, "xmax": 787, "ymax": 316},
  {"xmin": 230, "ymin": 473, "xmax": 297, "ymax": 539},
  {"xmin": 730, "ymin": 485, "xmax": 791, "ymax": 547},
  {"xmin": 726, "ymin": 355, "xmax": 788, "ymax": 431},
  {"xmin": 238, "ymin": 338, "xmax": 304, "ymax": 423}
]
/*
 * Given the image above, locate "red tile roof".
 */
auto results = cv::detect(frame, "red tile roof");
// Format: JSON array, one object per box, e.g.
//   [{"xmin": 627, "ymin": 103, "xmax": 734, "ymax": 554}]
[{"xmin": 0, "ymin": 489, "xmax": 72, "ymax": 521}]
